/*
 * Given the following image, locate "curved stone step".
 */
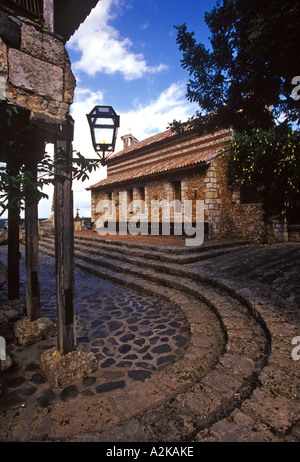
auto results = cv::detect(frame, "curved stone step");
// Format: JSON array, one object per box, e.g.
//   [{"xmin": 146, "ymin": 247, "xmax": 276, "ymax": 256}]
[
  {"xmin": 39, "ymin": 239, "xmax": 270, "ymax": 370},
  {"xmin": 74, "ymin": 234, "xmax": 249, "ymax": 255},
  {"xmin": 39, "ymin": 236, "xmax": 300, "ymax": 442},
  {"xmin": 41, "ymin": 234, "xmax": 250, "ymax": 264},
  {"xmin": 39, "ymin": 237, "xmax": 270, "ymax": 379},
  {"xmin": 39, "ymin": 239, "xmax": 270, "ymax": 438}
]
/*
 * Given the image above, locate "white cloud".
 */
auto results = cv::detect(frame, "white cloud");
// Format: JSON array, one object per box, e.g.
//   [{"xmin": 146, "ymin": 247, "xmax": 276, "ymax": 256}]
[
  {"xmin": 115, "ymin": 81, "xmax": 198, "ymax": 148},
  {"xmin": 70, "ymin": 88, "xmax": 108, "ymax": 216},
  {"xmin": 67, "ymin": 80, "xmax": 198, "ymax": 217},
  {"xmin": 68, "ymin": 0, "xmax": 168, "ymax": 81},
  {"xmin": 38, "ymin": 81, "xmax": 197, "ymax": 218}
]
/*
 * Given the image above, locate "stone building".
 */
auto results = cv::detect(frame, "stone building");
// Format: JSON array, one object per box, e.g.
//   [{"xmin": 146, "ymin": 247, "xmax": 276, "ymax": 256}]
[
  {"xmin": 0, "ymin": 0, "xmax": 99, "ymax": 354},
  {"xmin": 88, "ymin": 128, "xmax": 289, "ymax": 243}
]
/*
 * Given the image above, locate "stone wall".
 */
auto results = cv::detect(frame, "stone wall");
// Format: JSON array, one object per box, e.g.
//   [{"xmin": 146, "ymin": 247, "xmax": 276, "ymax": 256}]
[
  {"xmin": 91, "ymin": 151, "xmax": 288, "ymax": 243},
  {"xmin": 214, "ymin": 153, "xmax": 287, "ymax": 243},
  {"xmin": 0, "ymin": 8, "xmax": 76, "ymax": 133}
]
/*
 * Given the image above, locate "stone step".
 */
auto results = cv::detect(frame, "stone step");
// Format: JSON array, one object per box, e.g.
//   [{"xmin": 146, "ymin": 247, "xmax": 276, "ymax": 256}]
[
  {"xmin": 38, "ymin": 237, "xmax": 276, "ymax": 440},
  {"xmin": 75, "ymin": 240, "xmax": 248, "ymax": 265},
  {"xmin": 37, "ymin": 236, "xmax": 298, "ymax": 441},
  {"xmin": 39, "ymin": 239, "xmax": 248, "ymax": 306},
  {"xmin": 39, "ymin": 237, "xmax": 269, "ymax": 371},
  {"xmin": 69, "ymin": 254, "xmax": 269, "ymax": 440},
  {"xmin": 74, "ymin": 233, "xmax": 249, "ymax": 255},
  {"xmin": 40, "ymin": 235, "xmax": 249, "ymax": 265},
  {"xmin": 39, "ymin": 237, "xmax": 269, "ymax": 352}
]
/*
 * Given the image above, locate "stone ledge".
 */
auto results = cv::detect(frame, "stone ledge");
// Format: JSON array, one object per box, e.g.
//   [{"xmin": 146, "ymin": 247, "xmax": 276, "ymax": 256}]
[{"xmin": 40, "ymin": 345, "xmax": 98, "ymax": 388}]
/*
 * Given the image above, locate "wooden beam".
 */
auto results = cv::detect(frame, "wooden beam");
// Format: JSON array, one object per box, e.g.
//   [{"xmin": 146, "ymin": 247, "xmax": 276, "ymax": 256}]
[
  {"xmin": 7, "ymin": 162, "xmax": 20, "ymax": 301},
  {"xmin": 25, "ymin": 157, "xmax": 41, "ymax": 321},
  {"xmin": 54, "ymin": 118, "xmax": 76, "ymax": 355}
]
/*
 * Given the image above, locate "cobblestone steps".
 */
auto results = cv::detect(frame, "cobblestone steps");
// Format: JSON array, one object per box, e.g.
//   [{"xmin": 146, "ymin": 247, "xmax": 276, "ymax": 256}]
[
  {"xmin": 71, "ymin": 254, "xmax": 271, "ymax": 441},
  {"xmin": 41, "ymin": 234, "xmax": 249, "ymax": 265},
  {"xmin": 37, "ymin": 235, "xmax": 297, "ymax": 442},
  {"xmin": 74, "ymin": 234, "xmax": 249, "ymax": 255}
]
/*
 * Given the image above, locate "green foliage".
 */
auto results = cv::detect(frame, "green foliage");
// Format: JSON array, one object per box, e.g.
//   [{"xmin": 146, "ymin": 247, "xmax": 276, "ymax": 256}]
[
  {"xmin": 170, "ymin": 1, "xmax": 300, "ymax": 219},
  {"xmin": 171, "ymin": 0, "xmax": 300, "ymax": 134},
  {"xmin": 0, "ymin": 101, "xmax": 100, "ymax": 216},
  {"xmin": 0, "ymin": 150, "xmax": 99, "ymax": 216},
  {"xmin": 228, "ymin": 126, "xmax": 300, "ymax": 216}
]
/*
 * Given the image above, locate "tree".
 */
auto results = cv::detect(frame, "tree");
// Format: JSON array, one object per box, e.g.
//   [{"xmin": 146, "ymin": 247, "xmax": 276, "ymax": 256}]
[
  {"xmin": 171, "ymin": 0, "xmax": 300, "ymax": 135},
  {"xmin": 171, "ymin": 0, "xmax": 300, "ymax": 220},
  {"xmin": 228, "ymin": 127, "xmax": 300, "ymax": 218}
]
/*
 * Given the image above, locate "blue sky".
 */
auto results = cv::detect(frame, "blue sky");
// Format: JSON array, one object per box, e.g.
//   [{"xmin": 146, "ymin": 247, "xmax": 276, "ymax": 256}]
[{"xmin": 39, "ymin": 0, "xmax": 217, "ymax": 218}]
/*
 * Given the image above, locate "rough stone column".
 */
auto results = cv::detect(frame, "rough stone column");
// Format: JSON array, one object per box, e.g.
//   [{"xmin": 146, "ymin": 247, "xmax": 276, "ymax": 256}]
[
  {"xmin": 43, "ymin": 0, "xmax": 54, "ymax": 32},
  {"xmin": 204, "ymin": 163, "xmax": 218, "ymax": 238}
]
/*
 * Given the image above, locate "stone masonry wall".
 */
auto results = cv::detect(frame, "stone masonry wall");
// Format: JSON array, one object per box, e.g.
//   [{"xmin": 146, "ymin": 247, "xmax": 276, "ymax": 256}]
[
  {"xmin": 0, "ymin": 9, "xmax": 76, "ymax": 130},
  {"xmin": 214, "ymin": 152, "xmax": 287, "ymax": 243},
  {"xmin": 91, "ymin": 153, "xmax": 288, "ymax": 243}
]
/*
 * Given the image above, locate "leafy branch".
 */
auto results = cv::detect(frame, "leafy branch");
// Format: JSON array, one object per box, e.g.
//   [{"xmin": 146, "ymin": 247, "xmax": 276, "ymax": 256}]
[
  {"xmin": 228, "ymin": 126, "xmax": 300, "ymax": 217},
  {"xmin": 0, "ymin": 150, "xmax": 100, "ymax": 216},
  {"xmin": 0, "ymin": 101, "xmax": 100, "ymax": 216}
]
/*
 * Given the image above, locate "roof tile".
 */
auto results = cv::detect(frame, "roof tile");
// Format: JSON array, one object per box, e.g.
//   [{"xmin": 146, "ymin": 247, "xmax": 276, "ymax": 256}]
[{"xmin": 88, "ymin": 128, "xmax": 232, "ymax": 190}]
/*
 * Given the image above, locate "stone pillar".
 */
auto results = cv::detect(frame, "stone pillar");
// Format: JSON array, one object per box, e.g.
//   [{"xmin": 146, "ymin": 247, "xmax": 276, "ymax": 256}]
[
  {"xmin": 54, "ymin": 117, "xmax": 76, "ymax": 355},
  {"xmin": 204, "ymin": 163, "xmax": 218, "ymax": 239},
  {"xmin": 74, "ymin": 208, "xmax": 82, "ymax": 232},
  {"xmin": 43, "ymin": 0, "xmax": 54, "ymax": 32}
]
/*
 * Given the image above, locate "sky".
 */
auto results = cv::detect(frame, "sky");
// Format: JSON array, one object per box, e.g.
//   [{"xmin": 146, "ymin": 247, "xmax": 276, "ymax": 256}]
[{"xmin": 38, "ymin": 0, "xmax": 217, "ymax": 218}]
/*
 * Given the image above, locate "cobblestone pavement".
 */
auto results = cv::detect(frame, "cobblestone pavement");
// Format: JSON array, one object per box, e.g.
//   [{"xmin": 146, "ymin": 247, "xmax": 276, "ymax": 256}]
[
  {"xmin": 39, "ymin": 248, "xmax": 190, "ymax": 372},
  {"xmin": 0, "ymin": 240, "xmax": 299, "ymax": 443},
  {"xmin": 0, "ymin": 247, "xmax": 190, "ymax": 427}
]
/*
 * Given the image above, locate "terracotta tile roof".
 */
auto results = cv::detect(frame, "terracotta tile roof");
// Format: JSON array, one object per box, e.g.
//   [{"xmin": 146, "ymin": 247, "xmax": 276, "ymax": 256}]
[
  {"xmin": 109, "ymin": 129, "xmax": 179, "ymax": 160},
  {"xmin": 88, "ymin": 128, "xmax": 232, "ymax": 190}
]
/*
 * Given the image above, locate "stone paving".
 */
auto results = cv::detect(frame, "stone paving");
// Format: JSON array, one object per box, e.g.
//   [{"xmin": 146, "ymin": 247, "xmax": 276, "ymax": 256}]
[
  {"xmin": 0, "ymin": 247, "xmax": 190, "ymax": 422},
  {"xmin": 40, "ymin": 247, "xmax": 190, "ymax": 372},
  {"xmin": 0, "ymin": 239, "xmax": 299, "ymax": 442}
]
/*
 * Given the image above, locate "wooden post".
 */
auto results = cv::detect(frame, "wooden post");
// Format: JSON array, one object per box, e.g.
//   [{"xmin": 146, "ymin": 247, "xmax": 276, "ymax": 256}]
[
  {"xmin": 25, "ymin": 156, "xmax": 41, "ymax": 321},
  {"xmin": 7, "ymin": 162, "xmax": 20, "ymax": 301},
  {"xmin": 54, "ymin": 118, "xmax": 76, "ymax": 355}
]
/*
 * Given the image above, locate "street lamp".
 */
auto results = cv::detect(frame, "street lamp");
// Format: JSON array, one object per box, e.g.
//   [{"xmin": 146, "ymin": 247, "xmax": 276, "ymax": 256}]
[{"xmin": 87, "ymin": 106, "xmax": 120, "ymax": 166}]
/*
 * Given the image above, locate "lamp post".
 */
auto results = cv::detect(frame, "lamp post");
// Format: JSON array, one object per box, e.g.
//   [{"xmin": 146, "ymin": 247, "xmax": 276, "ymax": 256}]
[{"xmin": 87, "ymin": 106, "xmax": 120, "ymax": 165}]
